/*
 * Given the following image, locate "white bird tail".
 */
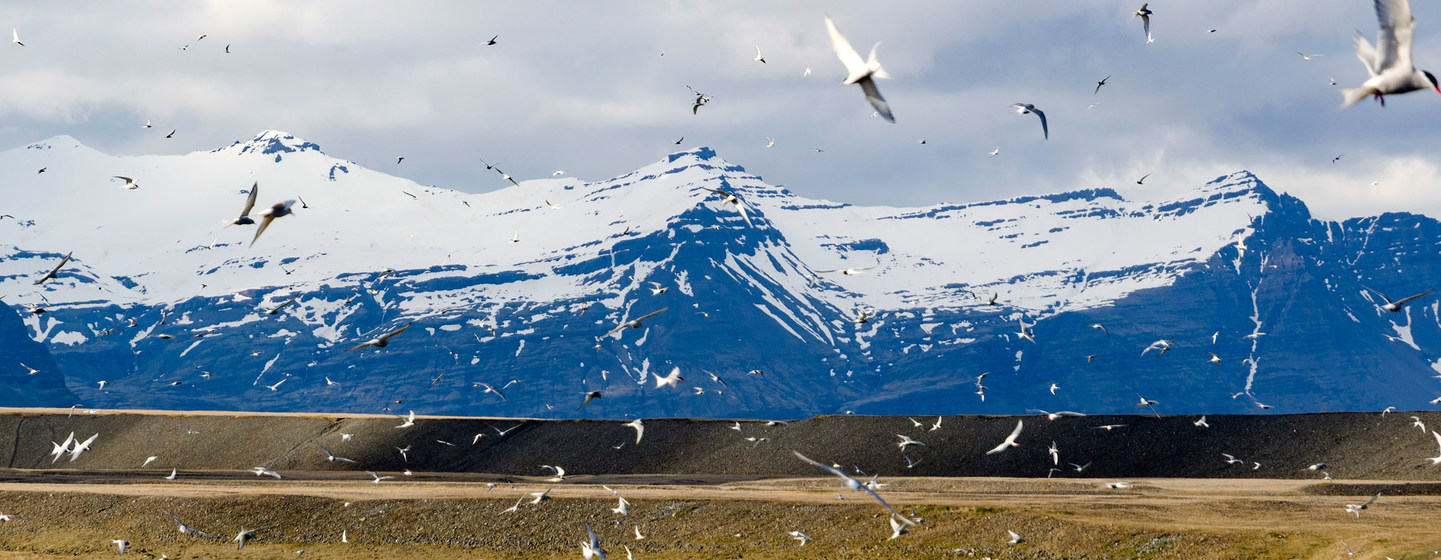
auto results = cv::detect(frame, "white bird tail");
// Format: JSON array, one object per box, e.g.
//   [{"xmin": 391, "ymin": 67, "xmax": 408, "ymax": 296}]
[{"xmin": 1340, "ymin": 87, "xmax": 1373, "ymax": 108}]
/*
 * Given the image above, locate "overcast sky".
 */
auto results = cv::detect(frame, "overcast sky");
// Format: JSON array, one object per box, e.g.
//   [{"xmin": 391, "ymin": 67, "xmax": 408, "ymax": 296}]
[{"xmin": 2, "ymin": 1, "xmax": 1440, "ymax": 221}]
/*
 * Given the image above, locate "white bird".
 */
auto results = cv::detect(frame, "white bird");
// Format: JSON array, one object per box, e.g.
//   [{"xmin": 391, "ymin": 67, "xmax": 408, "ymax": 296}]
[
  {"xmin": 1011, "ymin": 104, "xmax": 1048, "ymax": 140},
  {"xmin": 542, "ymin": 464, "xmax": 566, "ymax": 482},
  {"xmin": 230, "ymin": 182, "xmax": 260, "ymax": 226},
  {"xmin": 1103, "ymin": 481, "xmax": 1135, "ymax": 489},
  {"xmin": 498, "ymin": 495, "xmax": 524, "ymax": 514},
  {"xmin": 930, "ymin": 416, "xmax": 943, "ymax": 431},
  {"xmin": 1413, "ymin": 416, "xmax": 1427, "ymax": 433},
  {"xmin": 1049, "ymin": 382, "xmax": 1060, "ymax": 395},
  {"xmin": 654, "ymin": 367, "xmax": 684, "ymax": 388},
  {"xmin": 1364, "ymin": 285, "xmax": 1434, "ymax": 312},
  {"xmin": 112, "ymin": 540, "xmax": 129, "ymax": 555},
  {"xmin": 250, "ymin": 200, "xmax": 296, "ymax": 247},
  {"xmin": 365, "ymin": 471, "xmax": 394, "ymax": 483},
  {"xmin": 1428, "ymin": 430, "xmax": 1441, "ymax": 464},
  {"xmin": 1345, "ymin": 492, "xmax": 1380, "ymax": 516},
  {"xmin": 765, "ymin": 137, "xmax": 775, "ymax": 148},
  {"xmin": 1342, "ymin": 0, "xmax": 1440, "ymax": 107},
  {"xmin": 49, "ymin": 433, "xmax": 75, "ymax": 463},
  {"xmin": 69, "ymin": 433, "xmax": 99, "ymax": 462},
  {"xmin": 340, "ymin": 433, "xmax": 354, "ymax": 442},
  {"xmin": 985, "ymin": 420, "xmax": 1024, "ymax": 455},
  {"xmin": 1141, "ymin": 339, "xmax": 1173, "ymax": 356},
  {"xmin": 634, "ymin": 526, "xmax": 646, "ymax": 540},
  {"xmin": 753, "ymin": 44, "xmax": 766, "ymax": 64},
  {"xmin": 801, "ymin": 67, "xmax": 811, "ymax": 77},
  {"xmin": 1132, "ymin": 3, "xmax": 1154, "ymax": 44},
  {"xmin": 788, "ymin": 530, "xmax": 812, "ymax": 546},
  {"xmin": 896, "ymin": 434, "xmax": 926, "ymax": 450},
  {"xmin": 698, "ymin": 187, "xmax": 753, "ymax": 227},
  {"xmin": 624, "ymin": 419, "xmax": 644, "ymax": 444},
  {"xmin": 395, "ymin": 410, "xmax": 416, "ymax": 429},
  {"xmin": 164, "ymin": 512, "xmax": 212, "ymax": 538},
  {"xmin": 988, "ymin": 147, "xmax": 1000, "ymax": 158},
  {"xmin": 253, "ymin": 466, "xmax": 282, "ymax": 479},
  {"xmin": 1007, "ymin": 530, "xmax": 1024, "ymax": 544},
  {"xmin": 1027, "ymin": 409, "xmax": 1086, "ymax": 421},
  {"xmin": 1194, "ymin": 416, "xmax": 1210, "ymax": 428},
  {"xmin": 582, "ymin": 523, "xmax": 608, "ymax": 559},
  {"xmin": 1297, "ymin": 52, "xmax": 1324, "ymax": 61},
  {"xmin": 792, "ymin": 451, "xmax": 916, "ymax": 525},
  {"xmin": 528, "ymin": 488, "xmax": 551, "ymax": 504},
  {"xmin": 474, "ymin": 382, "xmax": 509, "ymax": 403},
  {"xmin": 112, "ymin": 176, "xmax": 139, "ymax": 190},
  {"xmin": 602, "ymin": 308, "xmax": 668, "ymax": 338},
  {"xmin": 1048, "ymin": 441, "xmax": 1060, "ymax": 465},
  {"xmin": 349, "ymin": 323, "xmax": 413, "ymax": 352},
  {"xmin": 604, "ymin": 485, "xmax": 631, "ymax": 515},
  {"xmin": 140, "ymin": 456, "xmax": 158, "ymax": 468},
  {"xmin": 10, "ymin": 27, "xmax": 23, "ymax": 47},
  {"xmin": 318, "ymin": 444, "xmax": 357, "ymax": 463},
  {"xmin": 234, "ymin": 528, "xmax": 258, "ymax": 550},
  {"xmin": 825, "ymin": 15, "xmax": 894, "ymax": 122},
  {"xmin": 1221, "ymin": 453, "xmax": 1244, "ymax": 465},
  {"xmin": 164, "ymin": 468, "xmax": 177, "ymax": 481},
  {"xmin": 888, "ymin": 515, "xmax": 908, "ymax": 539}
]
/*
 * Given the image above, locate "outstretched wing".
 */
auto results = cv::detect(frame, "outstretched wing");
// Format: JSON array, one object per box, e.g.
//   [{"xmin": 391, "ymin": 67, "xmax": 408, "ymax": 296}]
[
  {"xmin": 241, "ymin": 182, "xmax": 258, "ymax": 217},
  {"xmin": 1373, "ymin": 0, "xmax": 1416, "ymax": 73},
  {"xmin": 859, "ymin": 77, "xmax": 894, "ymax": 122},
  {"xmin": 825, "ymin": 16, "xmax": 867, "ymax": 77}
]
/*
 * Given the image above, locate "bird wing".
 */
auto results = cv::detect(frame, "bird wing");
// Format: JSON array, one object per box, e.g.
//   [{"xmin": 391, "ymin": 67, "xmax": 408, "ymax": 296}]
[
  {"xmin": 1373, "ymin": 0, "xmax": 1415, "ymax": 73},
  {"xmin": 628, "ymin": 420, "xmax": 644, "ymax": 444},
  {"xmin": 825, "ymin": 16, "xmax": 867, "ymax": 77},
  {"xmin": 241, "ymin": 183, "xmax": 258, "ymax": 217},
  {"xmin": 1363, "ymin": 492, "xmax": 1381, "ymax": 507},
  {"xmin": 586, "ymin": 522, "xmax": 601, "ymax": 549},
  {"xmin": 345, "ymin": 340, "xmax": 374, "ymax": 352},
  {"xmin": 634, "ymin": 307, "xmax": 668, "ymax": 322},
  {"xmin": 379, "ymin": 322, "xmax": 412, "ymax": 342},
  {"xmin": 250, "ymin": 215, "xmax": 276, "ymax": 247},
  {"xmin": 1354, "ymin": 33, "xmax": 1382, "ymax": 76},
  {"xmin": 1393, "ymin": 289, "xmax": 1434, "ymax": 306},
  {"xmin": 858, "ymin": 77, "xmax": 895, "ymax": 123},
  {"xmin": 1032, "ymin": 107, "xmax": 1048, "ymax": 140},
  {"xmin": 754, "ymin": 44, "xmax": 763, "ymax": 59},
  {"xmin": 1140, "ymin": 14, "xmax": 1150, "ymax": 41},
  {"xmin": 698, "ymin": 186, "xmax": 728, "ymax": 197},
  {"xmin": 985, "ymin": 420, "xmax": 1024, "ymax": 454}
]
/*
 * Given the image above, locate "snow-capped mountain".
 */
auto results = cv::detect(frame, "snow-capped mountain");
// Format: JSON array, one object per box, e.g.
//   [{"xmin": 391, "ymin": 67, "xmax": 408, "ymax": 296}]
[{"xmin": 2, "ymin": 131, "xmax": 1439, "ymax": 418}]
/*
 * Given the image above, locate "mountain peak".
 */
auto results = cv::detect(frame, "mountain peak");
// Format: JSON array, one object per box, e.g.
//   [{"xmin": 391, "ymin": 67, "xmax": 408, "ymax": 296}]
[{"xmin": 216, "ymin": 130, "xmax": 322, "ymax": 157}]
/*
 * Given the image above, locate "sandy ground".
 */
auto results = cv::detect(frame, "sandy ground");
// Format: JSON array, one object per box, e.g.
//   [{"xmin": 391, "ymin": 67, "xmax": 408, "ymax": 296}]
[{"xmin": 0, "ymin": 474, "xmax": 1436, "ymax": 559}]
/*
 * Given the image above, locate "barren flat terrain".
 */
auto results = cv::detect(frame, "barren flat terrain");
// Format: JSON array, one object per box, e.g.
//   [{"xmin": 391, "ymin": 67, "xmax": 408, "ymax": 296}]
[{"xmin": 0, "ymin": 408, "xmax": 1438, "ymax": 558}]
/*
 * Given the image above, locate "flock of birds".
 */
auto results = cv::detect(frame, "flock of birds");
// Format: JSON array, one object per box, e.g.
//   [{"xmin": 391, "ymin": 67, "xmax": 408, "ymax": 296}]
[{"xmin": 4, "ymin": 1, "xmax": 1441, "ymax": 557}]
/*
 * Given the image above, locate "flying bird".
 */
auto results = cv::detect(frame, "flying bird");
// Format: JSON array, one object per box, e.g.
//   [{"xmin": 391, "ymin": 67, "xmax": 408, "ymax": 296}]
[
  {"xmin": 1345, "ymin": 492, "xmax": 1381, "ymax": 517},
  {"xmin": 113, "ymin": 176, "xmax": 139, "ymax": 190},
  {"xmin": 474, "ymin": 382, "xmax": 509, "ymax": 402},
  {"xmin": 11, "ymin": 28, "xmax": 22, "ymax": 46},
  {"xmin": 753, "ymin": 44, "xmax": 766, "ymax": 63},
  {"xmin": 624, "ymin": 419, "xmax": 644, "ymax": 444},
  {"xmin": 318, "ymin": 444, "xmax": 356, "ymax": 464},
  {"xmin": 1011, "ymin": 103, "xmax": 1048, "ymax": 139},
  {"xmin": 985, "ymin": 420, "xmax": 1024, "ymax": 454},
  {"xmin": 581, "ymin": 523, "xmax": 607, "ymax": 560},
  {"xmin": 1136, "ymin": 173, "xmax": 1151, "ymax": 185},
  {"xmin": 1297, "ymin": 52, "xmax": 1324, "ymax": 61},
  {"xmin": 825, "ymin": 15, "xmax": 895, "ymax": 122},
  {"xmin": 579, "ymin": 390, "xmax": 603, "ymax": 410},
  {"xmin": 1363, "ymin": 285, "xmax": 1434, "ymax": 311},
  {"xmin": 163, "ymin": 512, "xmax": 212, "ymax": 538},
  {"xmin": 33, "ymin": 252, "xmax": 72, "ymax": 285},
  {"xmin": 347, "ymin": 322, "xmax": 412, "ymax": 351},
  {"xmin": 229, "ymin": 184, "xmax": 262, "ymax": 226},
  {"xmin": 485, "ymin": 34, "xmax": 498, "ymax": 46},
  {"xmin": 602, "ymin": 307, "xmax": 668, "ymax": 338},
  {"xmin": 1342, "ymin": 0, "xmax": 1440, "ymax": 107},
  {"xmin": 654, "ymin": 367, "xmax": 684, "ymax": 388},
  {"xmin": 395, "ymin": 410, "xmax": 416, "ymax": 428},
  {"xmin": 1094, "ymin": 75, "xmax": 1110, "ymax": 94},
  {"xmin": 1132, "ymin": 3, "xmax": 1154, "ymax": 44},
  {"xmin": 698, "ymin": 187, "xmax": 753, "ymax": 226},
  {"xmin": 250, "ymin": 200, "xmax": 296, "ymax": 247}
]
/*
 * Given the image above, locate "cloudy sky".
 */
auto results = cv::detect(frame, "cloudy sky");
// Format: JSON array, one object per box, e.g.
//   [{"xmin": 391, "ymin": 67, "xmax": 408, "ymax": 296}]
[{"xmin": 2, "ymin": 1, "xmax": 1440, "ymax": 220}]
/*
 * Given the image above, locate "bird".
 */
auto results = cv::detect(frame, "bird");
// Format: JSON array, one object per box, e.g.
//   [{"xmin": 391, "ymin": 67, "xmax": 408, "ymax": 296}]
[
  {"xmin": 112, "ymin": 540, "xmax": 129, "ymax": 555},
  {"xmin": 1428, "ymin": 430, "xmax": 1441, "ymax": 464},
  {"xmin": 985, "ymin": 420, "xmax": 1024, "ymax": 455},
  {"xmin": 474, "ymin": 382, "xmax": 509, "ymax": 402},
  {"xmin": 485, "ymin": 34, "xmax": 498, "ymax": 46},
  {"xmin": 164, "ymin": 512, "xmax": 212, "ymax": 538},
  {"xmin": 814, "ymin": 266, "xmax": 875, "ymax": 276},
  {"xmin": 579, "ymin": 390, "xmax": 603, "ymax": 410},
  {"xmin": 1027, "ymin": 409, "xmax": 1086, "ymax": 421},
  {"xmin": 1103, "ymin": 481, "xmax": 1134, "ymax": 489},
  {"xmin": 1307, "ymin": 462, "xmax": 1328, "ymax": 471},
  {"xmin": 1049, "ymin": 383, "xmax": 1060, "ymax": 395},
  {"xmin": 582, "ymin": 523, "xmax": 608, "ymax": 559},
  {"xmin": 888, "ymin": 515, "xmax": 908, "ymax": 539},
  {"xmin": 1414, "ymin": 416, "xmax": 1427, "ymax": 433},
  {"xmin": 69, "ymin": 433, "xmax": 98, "ymax": 462},
  {"xmin": 1141, "ymin": 339, "xmax": 1173, "ymax": 356},
  {"xmin": 365, "ymin": 471, "xmax": 394, "ymax": 484},
  {"xmin": 165, "ymin": 129, "xmax": 175, "ymax": 139},
  {"xmin": 765, "ymin": 137, "xmax": 775, "ymax": 148},
  {"xmin": 33, "ymin": 252, "xmax": 73, "ymax": 285},
  {"xmin": 1094, "ymin": 424, "xmax": 1126, "ymax": 431},
  {"xmin": 396, "ymin": 157, "xmax": 404, "ymax": 164},
  {"xmin": 896, "ymin": 434, "xmax": 926, "ymax": 450},
  {"xmin": 698, "ymin": 187, "xmax": 753, "ymax": 226},
  {"xmin": 825, "ymin": 15, "xmax": 894, "ymax": 122},
  {"xmin": 1221, "ymin": 453, "xmax": 1244, "ymax": 465},
  {"xmin": 1094, "ymin": 75, "xmax": 1111, "ymax": 94},
  {"xmin": 528, "ymin": 488, "xmax": 551, "ymax": 504},
  {"xmin": 1332, "ymin": 154, "xmax": 1344, "ymax": 163},
  {"xmin": 752, "ymin": 44, "xmax": 766, "ymax": 63},
  {"xmin": 252, "ymin": 466, "xmax": 282, "ymax": 479},
  {"xmin": 1048, "ymin": 441, "xmax": 1060, "ymax": 465},
  {"xmin": 347, "ymin": 322, "xmax": 412, "ymax": 351},
  {"xmin": 112, "ymin": 176, "xmax": 140, "ymax": 190},
  {"xmin": 1344, "ymin": 0, "xmax": 1439, "ymax": 107},
  {"xmin": 634, "ymin": 526, "xmax": 646, "ymax": 540},
  {"xmin": 1007, "ymin": 530, "xmax": 1024, "ymax": 544},
  {"xmin": 498, "ymin": 495, "xmax": 524, "ymax": 514},
  {"xmin": 12, "ymin": 28, "xmax": 25, "ymax": 47},
  {"xmin": 1363, "ymin": 285, "xmax": 1434, "ymax": 311},
  {"xmin": 141, "ymin": 456, "xmax": 158, "ymax": 468},
  {"xmin": 624, "ymin": 419, "xmax": 644, "ymax": 444},
  {"xmin": 1011, "ymin": 104, "xmax": 1048, "ymax": 139},
  {"xmin": 250, "ymin": 200, "xmax": 296, "ymax": 247},
  {"xmin": 541, "ymin": 464, "xmax": 566, "ymax": 482},
  {"xmin": 1345, "ymin": 492, "xmax": 1381, "ymax": 516},
  {"xmin": 1132, "ymin": 3, "xmax": 1154, "ymax": 44},
  {"xmin": 1136, "ymin": 173, "xmax": 1151, "ymax": 185},
  {"xmin": 1297, "ymin": 52, "xmax": 1324, "ymax": 61},
  {"xmin": 267, "ymin": 296, "xmax": 298, "ymax": 315},
  {"xmin": 1194, "ymin": 416, "xmax": 1210, "ymax": 427},
  {"xmin": 789, "ymin": 530, "xmax": 812, "ymax": 546},
  {"xmin": 989, "ymin": 147, "xmax": 1001, "ymax": 158},
  {"xmin": 164, "ymin": 468, "xmax": 178, "ymax": 480},
  {"xmin": 792, "ymin": 451, "xmax": 916, "ymax": 525},
  {"xmin": 395, "ymin": 410, "xmax": 416, "ymax": 429},
  {"xmin": 602, "ymin": 308, "xmax": 668, "ymax": 338},
  {"xmin": 234, "ymin": 528, "xmax": 259, "ymax": 550},
  {"xmin": 653, "ymin": 367, "xmax": 684, "ymax": 388},
  {"xmin": 318, "ymin": 444, "xmax": 356, "ymax": 463}
]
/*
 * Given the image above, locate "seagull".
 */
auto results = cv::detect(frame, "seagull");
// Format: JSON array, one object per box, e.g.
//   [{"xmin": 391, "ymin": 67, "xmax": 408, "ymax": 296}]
[
  {"xmin": 579, "ymin": 390, "xmax": 603, "ymax": 410},
  {"xmin": 698, "ymin": 187, "xmax": 753, "ymax": 226},
  {"xmin": 825, "ymin": 15, "xmax": 894, "ymax": 122},
  {"xmin": 792, "ymin": 451, "xmax": 916, "ymax": 525},
  {"xmin": 753, "ymin": 44, "xmax": 766, "ymax": 63},
  {"xmin": 896, "ymin": 434, "xmax": 926, "ymax": 450},
  {"xmin": 1344, "ymin": 0, "xmax": 1440, "ymax": 107},
  {"xmin": 1011, "ymin": 103, "xmax": 1048, "ymax": 140},
  {"xmin": 985, "ymin": 420, "xmax": 1024, "ymax": 455},
  {"xmin": 1345, "ymin": 492, "xmax": 1380, "ymax": 516},
  {"xmin": 1094, "ymin": 75, "xmax": 1111, "ymax": 94},
  {"xmin": 624, "ymin": 419, "xmax": 644, "ymax": 444},
  {"xmin": 582, "ymin": 523, "xmax": 608, "ymax": 559},
  {"xmin": 347, "ymin": 322, "xmax": 412, "ymax": 351},
  {"xmin": 33, "ymin": 252, "xmax": 72, "ymax": 285},
  {"xmin": 318, "ymin": 444, "xmax": 356, "ymax": 463},
  {"xmin": 602, "ymin": 308, "xmax": 668, "ymax": 338},
  {"xmin": 11, "ymin": 28, "xmax": 22, "ymax": 46},
  {"xmin": 1132, "ymin": 3, "xmax": 1154, "ymax": 44},
  {"xmin": 250, "ymin": 200, "xmax": 296, "ymax": 247},
  {"xmin": 1194, "ymin": 416, "xmax": 1210, "ymax": 427},
  {"xmin": 474, "ymin": 382, "xmax": 509, "ymax": 402},
  {"xmin": 365, "ymin": 471, "xmax": 394, "ymax": 484},
  {"xmin": 395, "ymin": 410, "xmax": 416, "ymax": 429},
  {"xmin": 1363, "ymin": 285, "xmax": 1434, "ymax": 311},
  {"xmin": 113, "ymin": 176, "xmax": 139, "ymax": 190}
]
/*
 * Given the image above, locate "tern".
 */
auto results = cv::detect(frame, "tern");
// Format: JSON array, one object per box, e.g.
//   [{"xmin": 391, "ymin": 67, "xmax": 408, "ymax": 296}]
[
  {"xmin": 896, "ymin": 434, "xmax": 926, "ymax": 450},
  {"xmin": 1363, "ymin": 285, "xmax": 1434, "ymax": 311},
  {"xmin": 141, "ymin": 456, "xmax": 158, "ymax": 468},
  {"xmin": 624, "ymin": 419, "xmax": 644, "ymax": 444},
  {"xmin": 888, "ymin": 515, "xmax": 908, "ymax": 539},
  {"xmin": 1428, "ymin": 430, "xmax": 1441, "ymax": 464},
  {"xmin": 1222, "ymin": 453, "xmax": 1244, "ymax": 465},
  {"xmin": 230, "ymin": 183, "xmax": 260, "ymax": 225},
  {"xmin": 1011, "ymin": 103, "xmax": 1048, "ymax": 140},
  {"xmin": 1007, "ymin": 530, "xmax": 1024, "ymax": 544},
  {"xmin": 788, "ymin": 530, "xmax": 812, "ymax": 546},
  {"xmin": 474, "ymin": 382, "xmax": 509, "ymax": 402},
  {"xmin": 528, "ymin": 488, "xmax": 551, "ymax": 504},
  {"xmin": 1048, "ymin": 441, "xmax": 1060, "ymax": 465},
  {"xmin": 654, "ymin": 367, "xmax": 684, "ymax": 388},
  {"xmin": 1132, "ymin": 3, "xmax": 1154, "ymax": 44},
  {"xmin": 985, "ymin": 420, "xmax": 1024, "ymax": 455},
  {"xmin": 1414, "ymin": 416, "xmax": 1427, "ymax": 433},
  {"xmin": 1345, "ymin": 492, "xmax": 1380, "ymax": 516},
  {"xmin": 347, "ymin": 322, "xmax": 412, "ymax": 351},
  {"xmin": 1343, "ymin": 0, "xmax": 1440, "ymax": 107},
  {"xmin": 582, "ymin": 523, "xmax": 608, "ymax": 559},
  {"xmin": 112, "ymin": 540, "xmax": 128, "ymax": 555},
  {"xmin": 365, "ymin": 471, "xmax": 394, "ymax": 483},
  {"xmin": 395, "ymin": 410, "xmax": 416, "ymax": 428},
  {"xmin": 1049, "ymin": 383, "xmax": 1060, "ymax": 395},
  {"xmin": 825, "ymin": 15, "xmax": 894, "ymax": 122},
  {"xmin": 1094, "ymin": 75, "xmax": 1110, "ymax": 94},
  {"xmin": 498, "ymin": 495, "xmax": 524, "ymax": 514},
  {"xmin": 11, "ymin": 28, "xmax": 22, "ymax": 46},
  {"xmin": 33, "ymin": 252, "xmax": 73, "ymax": 285},
  {"xmin": 752, "ymin": 44, "xmax": 766, "ymax": 63},
  {"xmin": 164, "ymin": 512, "xmax": 212, "ymax": 538},
  {"xmin": 253, "ymin": 466, "xmax": 282, "ymax": 479},
  {"xmin": 485, "ymin": 34, "xmax": 498, "ymax": 46},
  {"xmin": 579, "ymin": 391, "xmax": 603, "ymax": 410},
  {"xmin": 541, "ymin": 464, "xmax": 566, "ymax": 482},
  {"xmin": 1141, "ymin": 339, "xmax": 1173, "ymax": 356},
  {"xmin": 111, "ymin": 175, "xmax": 139, "ymax": 190},
  {"xmin": 235, "ymin": 528, "xmax": 260, "ymax": 550},
  {"xmin": 69, "ymin": 433, "xmax": 99, "ymax": 462},
  {"xmin": 792, "ymin": 451, "xmax": 916, "ymax": 525},
  {"xmin": 319, "ymin": 444, "xmax": 357, "ymax": 463},
  {"xmin": 698, "ymin": 187, "xmax": 753, "ymax": 226},
  {"xmin": 164, "ymin": 468, "xmax": 178, "ymax": 480},
  {"xmin": 250, "ymin": 200, "xmax": 296, "ymax": 247},
  {"xmin": 1194, "ymin": 416, "xmax": 1210, "ymax": 427},
  {"xmin": 1027, "ymin": 409, "xmax": 1086, "ymax": 421},
  {"xmin": 634, "ymin": 526, "xmax": 645, "ymax": 540},
  {"xmin": 49, "ymin": 433, "xmax": 74, "ymax": 463},
  {"xmin": 602, "ymin": 308, "xmax": 668, "ymax": 338}
]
